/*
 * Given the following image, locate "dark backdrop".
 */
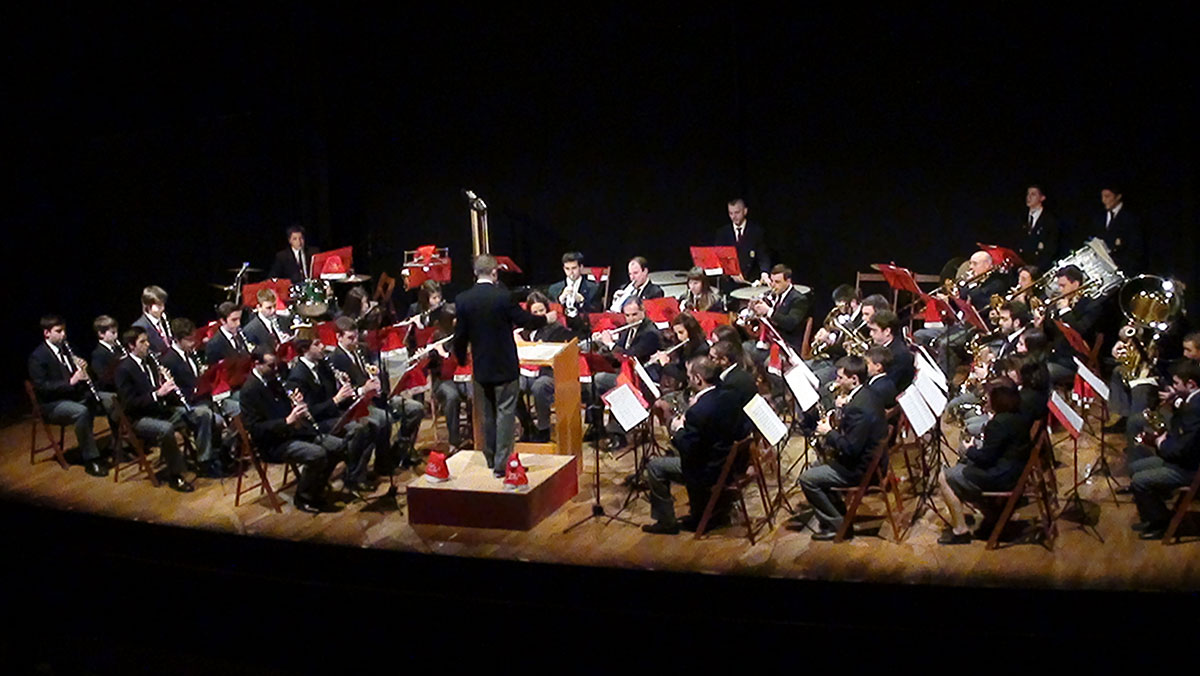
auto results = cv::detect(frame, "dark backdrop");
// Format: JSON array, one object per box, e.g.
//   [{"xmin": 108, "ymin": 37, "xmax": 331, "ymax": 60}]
[{"xmin": 5, "ymin": 5, "xmax": 1197, "ymax": 417}]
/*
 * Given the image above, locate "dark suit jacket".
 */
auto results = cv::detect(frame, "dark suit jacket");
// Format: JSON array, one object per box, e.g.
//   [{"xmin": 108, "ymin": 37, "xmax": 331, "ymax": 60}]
[
  {"xmin": 610, "ymin": 281, "xmax": 665, "ymax": 312},
  {"xmin": 965, "ymin": 411, "xmax": 1032, "ymax": 485},
  {"xmin": 885, "ymin": 338, "xmax": 915, "ymax": 393},
  {"xmin": 962, "ymin": 271, "xmax": 1012, "ymax": 313},
  {"xmin": 243, "ymin": 313, "xmax": 287, "ymax": 351},
  {"xmin": 268, "ymin": 246, "xmax": 318, "ymax": 285},
  {"xmin": 1160, "ymin": 393, "xmax": 1200, "ymax": 471},
  {"xmin": 285, "ymin": 360, "xmax": 347, "ymax": 424},
  {"xmin": 720, "ymin": 365, "xmax": 758, "ymax": 406},
  {"xmin": 160, "ymin": 347, "xmax": 201, "ymax": 401},
  {"xmin": 453, "ymin": 281, "xmax": 548, "ymax": 385},
  {"xmin": 547, "ymin": 278, "xmax": 601, "ymax": 313},
  {"xmin": 714, "ymin": 221, "xmax": 771, "ymax": 280},
  {"xmin": 1018, "ymin": 209, "xmax": 1060, "ymax": 271},
  {"xmin": 768, "ymin": 285, "xmax": 810, "ymax": 351},
  {"xmin": 239, "ymin": 373, "xmax": 320, "ymax": 451},
  {"xmin": 1095, "ymin": 207, "xmax": 1145, "ymax": 274},
  {"xmin": 90, "ymin": 342, "xmax": 124, "ymax": 393},
  {"xmin": 29, "ymin": 343, "xmax": 86, "ymax": 404},
  {"xmin": 823, "ymin": 387, "xmax": 887, "ymax": 477},
  {"xmin": 131, "ymin": 314, "xmax": 171, "ymax": 355},
  {"xmin": 867, "ymin": 374, "xmax": 898, "ymax": 410},
  {"xmin": 672, "ymin": 387, "xmax": 752, "ymax": 488},
  {"xmin": 206, "ymin": 329, "xmax": 250, "ymax": 364},
  {"xmin": 1019, "ymin": 384, "xmax": 1050, "ymax": 426},
  {"xmin": 115, "ymin": 356, "xmax": 171, "ymax": 420},
  {"xmin": 612, "ymin": 319, "xmax": 663, "ymax": 363}
]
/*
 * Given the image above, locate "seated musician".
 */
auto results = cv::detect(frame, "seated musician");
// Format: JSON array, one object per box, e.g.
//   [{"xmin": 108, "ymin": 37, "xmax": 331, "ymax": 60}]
[
  {"xmin": 329, "ymin": 316, "xmax": 425, "ymax": 472},
  {"xmin": 339, "ymin": 286, "xmax": 384, "ymax": 330},
  {"xmin": 864, "ymin": 345, "xmax": 897, "ymax": 409},
  {"xmin": 205, "ymin": 301, "xmax": 250, "ymax": 363},
  {"xmin": 132, "ymin": 285, "xmax": 173, "ymax": 355},
  {"xmin": 1126, "ymin": 361, "xmax": 1200, "ymax": 539},
  {"xmin": 867, "ymin": 309, "xmax": 915, "ymax": 392},
  {"xmin": 937, "ymin": 378, "xmax": 1033, "ymax": 544},
  {"xmin": 30, "ymin": 315, "xmax": 108, "ymax": 477},
  {"xmin": 807, "ymin": 284, "xmax": 870, "ymax": 393},
  {"xmin": 161, "ymin": 317, "xmax": 228, "ymax": 477},
  {"xmin": 517, "ymin": 291, "xmax": 574, "ymax": 443},
  {"xmin": 548, "ymin": 251, "xmax": 600, "ymax": 316},
  {"xmin": 429, "ymin": 305, "xmax": 472, "ymax": 454},
  {"xmin": 243, "ymin": 288, "xmax": 291, "ymax": 351},
  {"xmin": 710, "ymin": 339, "xmax": 758, "ymax": 406},
  {"xmin": 116, "ymin": 326, "xmax": 215, "ymax": 492},
  {"xmin": 608, "ymin": 256, "xmax": 664, "ymax": 313},
  {"xmin": 642, "ymin": 356, "xmax": 752, "ymax": 534},
  {"xmin": 1106, "ymin": 330, "xmax": 1199, "ymax": 438},
  {"xmin": 267, "ymin": 223, "xmax": 317, "ymax": 285},
  {"xmin": 1012, "ymin": 265, "xmax": 1041, "ymax": 306},
  {"xmin": 406, "ymin": 280, "xmax": 446, "ymax": 330},
  {"xmin": 961, "ymin": 355, "xmax": 1051, "ymax": 442},
  {"xmin": 742, "ymin": 264, "xmax": 810, "ymax": 367},
  {"xmin": 916, "ymin": 251, "xmax": 1011, "ymax": 376},
  {"xmin": 797, "ymin": 355, "xmax": 888, "ymax": 540},
  {"xmin": 240, "ymin": 348, "xmax": 343, "ymax": 513},
  {"xmin": 678, "ymin": 267, "xmax": 724, "ymax": 313},
  {"xmin": 287, "ymin": 335, "xmax": 377, "ymax": 492},
  {"xmin": 1044, "ymin": 264, "xmax": 1103, "ymax": 385},
  {"xmin": 592, "ymin": 297, "xmax": 664, "ymax": 447},
  {"xmin": 650, "ymin": 312, "xmax": 710, "ymax": 391},
  {"xmin": 860, "ymin": 293, "xmax": 891, "ymax": 326}
]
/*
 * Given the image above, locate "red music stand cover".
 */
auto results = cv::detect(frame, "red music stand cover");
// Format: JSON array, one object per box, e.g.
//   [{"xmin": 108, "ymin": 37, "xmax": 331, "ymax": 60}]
[
  {"xmin": 689, "ymin": 310, "xmax": 732, "ymax": 338},
  {"xmin": 872, "ymin": 263, "xmax": 925, "ymax": 296},
  {"xmin": 581, "ymin": 352, "xmax": 618, "ymax": 375},
  {"xmin": 403, "ymin": 258, "xmax": 452, "ymax": 290},
  {"xmin": 690, "ymin": 246, "xmax": 741, "ymax": 277},
  {"xmin": 378, "ymin": 324, "xmax": 411, "ymax": 353},
  {"xmin": 977, "ymin": 243, "xmax": 1025, "ymax": 270},
  {"xmin": 587, "ymin": 312, "xmax": 626, "ymax": 332},
  {"xmin": 1054, "ymin": 319, "xmax": 1092, "ymax": 356},
  {"xmin": 196, "ymin": 355, "xmax": 253, "ymax": 397},
  {"xmin": 314, "ymin": 321, "xmax": 338, "ymax": 347},
  {"xmin": 312, "ymin": 246, "xmax": 354, "ymax": 279},
  {"xmin": 494, "ymin": 256, "xmax": 523, "ymax": 274},
  {"xmin": 242, "ymin": 279, "xmax": 291, "ymax": 309},
  {"xmin": 643, "ymin": 297, "xmax": 680, "ymax": 328},
  {"xmin": 952, "ymin": 297, "xmax": 989, "ymax": 332},
  {"xmin": 331, "ymin": 395, "xmax": 372, "ymax": 435},
  {"xmin": 192, "ymin": 321, "xmax": 219, "ymax": 346}
]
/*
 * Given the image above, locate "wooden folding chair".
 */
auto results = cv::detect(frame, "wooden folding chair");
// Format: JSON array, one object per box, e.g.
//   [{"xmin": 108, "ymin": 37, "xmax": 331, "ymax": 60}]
[
  {"xmin": 832, "ymin": 425, "xmax": 903, "ymax": 542},
  {"xmin": 230, "ymin": 415, "xmax": 295, "ymax": 512},
  {"xmin": 1162, "ymin": 466, "xmax": 1200, "ymax": 545},
  {"xmin": 983, "ymin": 420, "xmax": 1055, "ymax": 550},
  {"xmin": 110, "ymin": 402, "xmax": 161, "ymax": 487},
  {"xmin": 695, "ymin": 435, "xmax": 762, "ymax": 545},
  {"xmin": 24, "ymin": 381, "xmax": 69, "ymax": 470}
]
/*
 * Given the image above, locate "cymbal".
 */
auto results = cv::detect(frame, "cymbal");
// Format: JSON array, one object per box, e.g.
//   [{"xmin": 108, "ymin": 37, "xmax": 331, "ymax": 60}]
[
  {"xmin": 660, "ymin": 283, "xmax": 688, "ymax": 298},
  {"xmin": 209, "ymin": 283, "xmax": 233, "ymax": 291},
  {"xmin": 648, "ymin": 270, "xmax": 689, "ymax": 285},
  {"xmin": 226, "ymin": 267, "xmax": 263, "ymax": 273},
  {"xmin": 333, "ymin": 274, "xmax": 373, "ymax": 284}
]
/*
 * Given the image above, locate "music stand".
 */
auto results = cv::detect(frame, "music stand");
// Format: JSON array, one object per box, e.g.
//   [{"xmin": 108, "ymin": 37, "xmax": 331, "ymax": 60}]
[
  {"xmin": 402, "ymin": 246, "xmax": 451, "ymax": 291},
  {"xmin": 312, "ymin": 246, "xmax": 354, "ymax": 280},
  {"xmin": 689, "ymin": 246, "xmax": 741, "ymax": 278},
  {"xmin": 643, "ymin": 297, "xmax": 680, "ymax": 330},
  {"xmin": 977, "ymin": 243, "xmax": 1025, "ymax": 270},
  {"xmin": 564, "ymin": 370, "xmax": 640, "ymax": 532}
]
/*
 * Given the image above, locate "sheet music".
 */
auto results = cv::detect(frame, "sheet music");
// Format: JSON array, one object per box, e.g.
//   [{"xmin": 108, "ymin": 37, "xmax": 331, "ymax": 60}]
[
  {"xmin": 633, "ymin": 359, "xmax": 662, "ymax": 400},
  {"xmin": 897, "ymin": 387, "xmax": 936, "ymax": 436},
  {"xmin": 1072, "ymin": 356, "xmax": 1111, "ymax": 401},
  {"xmin": 783, "ymin": 365, "xmax": 820, "ymax": 411},
  {"xmin": 1049, "ymin": 390, "xmax": 1083, "ymax": 438},
  {"xmin": 517, "ymin": 343, "xmax": 567, "ymax": 362},
  {"xmin": 914, "ymin": 346, "xmax": 947, "ymax": 391},
  {"xmin": 603, "ymin": 384, "xmax": 649, "ymax": 432},
  {"xmin": 915, "ymin": 368, "xmax": 948, "ymax": 416},
  {"xmin": 704, "ymin": 266, "xmax": 724, "ymax": 276},
  {"xmin": 744, "ymin": 394, "xmax": 788, "ymax": 446},
  {"xmin": 788, "ymin": 354, "xmax": 820, "ymax": 388}
]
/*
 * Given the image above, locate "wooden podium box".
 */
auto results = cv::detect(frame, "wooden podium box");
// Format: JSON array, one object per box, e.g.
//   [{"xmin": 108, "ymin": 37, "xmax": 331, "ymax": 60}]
[
  {"xmin": 472, "ymin": 339, "xmax": 582, "ymax": 470},
  {"xmin": 407, "ymin": 451, "xmax": 578, "ymax": 530}
]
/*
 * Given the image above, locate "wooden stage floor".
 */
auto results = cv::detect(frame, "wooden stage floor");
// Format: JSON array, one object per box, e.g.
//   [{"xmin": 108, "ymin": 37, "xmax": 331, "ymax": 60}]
[{"xmin": 2, "ymin": 413, "xmax": 1197, "ymax": 594}]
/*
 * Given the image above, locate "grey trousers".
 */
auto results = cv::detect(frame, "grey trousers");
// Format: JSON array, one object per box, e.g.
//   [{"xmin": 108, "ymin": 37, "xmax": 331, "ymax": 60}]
[
  {"xmin": 1130, "ymin": 455, "xmax": 1195, "ymax": 525},
  {"xmin": 475, "ymin": 379, "xmax": 519, "ymax": 473},
  {"xmin": 798, "ymin": 461, "xmax": 859, "ymax": 530},
  {"xmin": 436, "ymin": 380, "xmax": 472, "ymax": 446},
  {"xmin": 266, "ymin": 435, "xmax": 344, "ymax": 502},
  {"xmin": 43, "ymin": 399, "xmax": 100, "ymax": 461},
  {"xmin": 130, "ymin": 412, "xmax": 187, "ymax": 476}
]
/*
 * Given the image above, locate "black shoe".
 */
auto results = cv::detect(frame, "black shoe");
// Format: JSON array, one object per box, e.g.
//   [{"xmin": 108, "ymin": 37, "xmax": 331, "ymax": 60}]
[
  {"xmin": 1140, "ymin": 525, "xmax": 1168, "ymax": 540},
  {"xmin": 198, "ymin": 460, "xmax": 229, "ymax": 479},
  {"xmin": 1131, "ymin": 520, "xmax": 1156, "ymax": 532},
  {"xmin": 531, "ymin": 428, "xmax": 551, "ymax": 443},
  {"xmin": 606, "ymin": 433, "xmax": 627, "ymax": 450},
  {"xmin": 295, "ymin": 495, "xmax": 342, "ymax": 513},
  {"xmin": 84, "ymin": 460, "xmax": 109, "ymax": 477},
  {"xmin": 641, "ymin": 521, "xmax": 680, "ymax": 535},
  {"xmin": 811, "ymin": 528, "xmax": 841, "ymax": 541},
  {"xmin": 168, "ymin": 475, "xmax": 195, "ymax": 493},
  {"xmin": 344, "ymin": 479, "xmax": 378, "ymax": 493},
  {"xmin": 938, "ymin": 529, "xmax": 972, "ymax": 545},
  {"xmin": 1103, "ymin": 417, "xmax": 1128, "ymax": 433}
]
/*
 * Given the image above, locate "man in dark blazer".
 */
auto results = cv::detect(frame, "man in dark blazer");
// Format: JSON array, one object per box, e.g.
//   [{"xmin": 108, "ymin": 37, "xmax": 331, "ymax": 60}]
[
  {"xmin": 240, "ymin": 349, "xmax": 344, "ymax": 513},
  {"xmin": 267, "ymin": 224, "xmax": 318, "ymax": 285},
  {"xmin": 205, "ymin": 301, "xmax": 251, "ymax": 364},
  {"xmin": 547, "ymin": 251, "xmax": 601, "ymax": 316},
  {"xmin": 607, "ymin": 256, "xmax": 664, "ymax": 313},
  {"xmin": 868, "ymin": 310, "xmax": 915, "ymax": 393},
  {"xmin": 1096, "ymin": 185, "xmax": 1145, "ymax": 275},
  {"xmin": 746, "ymin": 264, "xmax": 810, "ymax": 355},
  {"xmin": 713, "ymin": 197, "xmax": 771, "ymax": 287},
  {"xmin": 243, "ymin": 289, "xmax": 290, "ymax": 351},
  {"xmin": 798, "ymin": 355, "xmax": 888, "ymax": 539},
  {"xmin": 1017, "ymin": 184, "xmax": 1060, "ymax": 272},
  {"xmin": 115, "ymin": 327, "xmax": 205, "ymax": 492},
  {"xmin": 1044, "ymin": 265, "xmax": 1104, "ymax": 384},
  {"xmin": 1127, "ymin": 361, "xmax": 1200, "ymax": 539},
  {"xmin": 643, "ymin": 356, "xmax": 753, "ymax": 534},
  {"xmin": 90, "ymin": 314, "xmax": 125, "ymax": 395},
  {"xmin": 864, "ymin": 345, "xmax": 898, "ymax": 409},
  {"xmin": 454, "ymin": 254, "xmax": 554, "ymax": 476},
  {"xmin": 160, "ymin": 317, "xmax": 227, "ymax": 477},
  {"xmin": 710, "ymin": 339, "xmax": 758, "ymax": 406},
  {"xmin": 29, "ymin": 315, "xmax": 107, "ymax": 476},
  {"xmin": 131, "ymin": 285, "xmax": 172, "ymax": 355}
]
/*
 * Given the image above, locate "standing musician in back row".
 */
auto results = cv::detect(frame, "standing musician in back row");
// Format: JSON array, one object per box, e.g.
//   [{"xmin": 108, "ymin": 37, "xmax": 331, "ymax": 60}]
[
  {"xmin": 713, "ymin": 197, "xmax": 771, "ymax": 288},
  {"xmin": 608, "ymin": 256, "xmax": 664, "ymax": 313},
  {"xmin": 132, "ymin": 285, "xmax": 173, "ymax": 356},
  {"xmin": 1016, "ymin": 184, "xmax": 1060, "ymax": 272},
  {"xmin": 268, "ymin": 224, "xmax": 318, "ymax": 285}
]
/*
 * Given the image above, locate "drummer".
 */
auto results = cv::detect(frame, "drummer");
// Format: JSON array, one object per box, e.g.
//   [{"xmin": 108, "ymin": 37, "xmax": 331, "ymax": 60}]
[{"xmin": 608, "ymin": 256, "xmax": 665, "ymax": 312}]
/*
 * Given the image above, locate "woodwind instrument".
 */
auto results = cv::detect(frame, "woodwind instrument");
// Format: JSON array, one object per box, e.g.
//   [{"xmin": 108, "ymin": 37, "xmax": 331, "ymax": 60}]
[
  {"xmin": 61, "ymin": 339, "xmax": 100, "ymax": 403},
  {"xmin": 284, "ymin": 383, "xmax": 316, "ymax": 424},
  {"xmin": 146, "ymin": 351, "xmax": 191, "ymax": 412}
]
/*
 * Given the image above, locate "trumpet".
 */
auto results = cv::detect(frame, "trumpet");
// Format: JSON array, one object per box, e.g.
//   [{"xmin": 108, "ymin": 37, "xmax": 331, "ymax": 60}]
[{"xmin": 61, "ymin": 339, "xmax": 101, "ymax": 403}]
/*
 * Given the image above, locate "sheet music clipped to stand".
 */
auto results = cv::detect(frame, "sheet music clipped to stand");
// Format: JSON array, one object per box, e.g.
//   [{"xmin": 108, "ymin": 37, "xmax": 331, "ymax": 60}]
[
  {"xmin": 743, "ymin": 394, "xmax": 788, "ymax": 446},
  {"xmin": 602, "ymin": 383, "xmax": 649, "ymax": 432}
]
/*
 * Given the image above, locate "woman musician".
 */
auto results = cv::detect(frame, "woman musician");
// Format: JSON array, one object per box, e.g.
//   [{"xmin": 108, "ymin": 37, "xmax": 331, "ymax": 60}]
[{"xmin": 678, "ymin": 267, "xmax": 725, "ymax": 313}]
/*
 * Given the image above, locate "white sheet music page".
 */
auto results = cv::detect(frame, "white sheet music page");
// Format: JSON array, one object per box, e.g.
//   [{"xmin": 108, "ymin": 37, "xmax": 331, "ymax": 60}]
[
  {"xmin": 1049, "ymin": 390, "xmax": 1083, "ymax": 438},
  {"xmin": 602, "ymin": 384, "xmax": 650, "ymax": 432},
  {"xmin": 783, "ymin": 365, "xmax": 820, "ymax": 411},
  {"xmin": 1072, "ymin": 356, "xmax": 1111, "ymax": 401},
  {"xmin": 517, "ymin": 343, "xmax": 566, "ymax": 362},
  {"xmin": 898, "ymin": 387, "xmax": 936, "ymax": 436},
  {"xmin": 744, "ymin": 394, "xmax": 788, "ymax": 446},
  {"xmin": 915, "ymin": 367, "xmax": 948, "ymax": 416},
  {"xmin": 632, "ymin": 359, "xmax": 662, "ymax": 400},
  {"xmin": 914, "ymin": 346, "xmax": 947, "ymax": 391},
  {"xmin": 788, "ymin": 355, "xmax": 820, "ymax": 388}
]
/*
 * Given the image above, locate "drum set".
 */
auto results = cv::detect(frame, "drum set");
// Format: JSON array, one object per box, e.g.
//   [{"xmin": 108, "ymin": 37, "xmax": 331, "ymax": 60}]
[{"xmin": 211, "ymin": 266, "xmax": 373, "ymax": 325}]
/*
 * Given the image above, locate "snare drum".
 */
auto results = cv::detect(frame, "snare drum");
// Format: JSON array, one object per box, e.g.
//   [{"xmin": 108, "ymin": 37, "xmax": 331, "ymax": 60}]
[{"xmin": 291, "ymin": 279, "xmax": 333, "ymax": 318}]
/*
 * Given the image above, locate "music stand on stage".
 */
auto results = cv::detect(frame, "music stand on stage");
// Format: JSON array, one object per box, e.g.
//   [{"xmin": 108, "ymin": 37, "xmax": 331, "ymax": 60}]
[{"xmin": 690, "ymin": 246, "xmax": 741, "ymax": 278}]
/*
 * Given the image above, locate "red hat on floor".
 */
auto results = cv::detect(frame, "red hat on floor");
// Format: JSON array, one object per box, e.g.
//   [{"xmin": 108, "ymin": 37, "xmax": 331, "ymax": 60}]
[
  {"xmin": 424, "ymin": 451, "xmax": 450, "ymax": 483},
  {"xmin": 503, "ymin": 453, "xmax": 528, "ymax": 489}
]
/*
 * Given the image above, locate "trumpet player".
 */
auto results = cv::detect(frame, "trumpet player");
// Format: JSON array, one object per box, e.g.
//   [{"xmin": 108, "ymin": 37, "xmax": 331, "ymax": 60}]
[
  {"xmin": 116, "ymin": 326, "xmax": 212, "ymax": 492},
  {"xmin": 1044, "ymin": 265, "xmax": 1103, "ymax": 385},
  {"xmin": 547, "ymin": 251, "xmax": 600, "ymax": 316},
  {"xmin": 29, "ymin": 315, "xmax": 109, "ymax": 477},
  {"xmin": 742, "ymin": 264, "xmax": 810, "ymax": 367},
  {"xmin": 1126, "ymin": 361, "xmax": 1200, "ymax": 540}
]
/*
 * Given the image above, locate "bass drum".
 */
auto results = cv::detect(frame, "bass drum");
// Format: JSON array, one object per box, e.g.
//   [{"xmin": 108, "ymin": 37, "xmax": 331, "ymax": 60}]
[{"xmin": 291, "ymin": 279, "xmax": 333, "ymax": 318}]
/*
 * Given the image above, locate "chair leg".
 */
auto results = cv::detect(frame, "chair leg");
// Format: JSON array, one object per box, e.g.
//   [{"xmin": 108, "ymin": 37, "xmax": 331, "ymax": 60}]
[
  {"xmin": 1163, "ymin": 488, "xmax": 1197, "ymax": 545},
  {"xmin": 834, "ymin": 487, "xmax": 866, "ymax": 543},
  {"xmin": 738, "ymin": 492, "xmax": 756, "ymax": 546},
  {"xmin": 986, "ymin": 478, "xmax": 1028, "ymax": 550},
  {"xmin": 693, "ymin": 483, "xmax": 724, "ymax": 540}
]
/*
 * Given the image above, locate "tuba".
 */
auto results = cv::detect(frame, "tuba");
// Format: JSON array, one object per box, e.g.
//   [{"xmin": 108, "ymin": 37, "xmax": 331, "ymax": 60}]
[{"xmin": 1114, "ymin": 275, "xmax": 1184, "ymax": 385}]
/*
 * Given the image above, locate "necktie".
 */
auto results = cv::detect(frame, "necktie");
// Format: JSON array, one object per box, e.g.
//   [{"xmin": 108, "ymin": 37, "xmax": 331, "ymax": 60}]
[
  {"xmin": 57, "ymin": 347, "xmax": 73, "ymax": 375},
  {"xmin": 235, "ymin": 332, "xmax": 247, "ymax": 353},
  {"xmin": 1028, "ymin": 212, "xmax": 1034, "ymax": 230},
  {"xmin": 1107, "ymin": 210, "xmax": 1115, "ymax": 227},
  {"xmin": 625, "ymin": 326, "xmax": 635, "ymax": 349},
  {"xmin": 735, "ymin": 225, "xmax": 743, "ymax": 242},
  {"xmin": 142, "ymin": 361, "xmax": 157, "ymax": 388},
  {"xmin": 187, "ymin": 353, "xmax": 198, "ymax": 377}
]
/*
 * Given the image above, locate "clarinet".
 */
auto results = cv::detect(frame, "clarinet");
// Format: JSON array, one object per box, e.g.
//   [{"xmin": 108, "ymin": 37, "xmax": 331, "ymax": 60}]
[
  {"xmin": 147, "ymin": 351, "xmax": 192, "ymax": 412},
  {"xmin": 61, "ymin": 339, "xmax": 100, "ymax": 403}
]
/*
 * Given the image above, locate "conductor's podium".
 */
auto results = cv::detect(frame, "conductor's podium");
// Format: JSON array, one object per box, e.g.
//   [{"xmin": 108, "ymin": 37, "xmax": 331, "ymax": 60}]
[{"xmin": 408, "ymin": 340, "xmax": 582, "ymax": 530}]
